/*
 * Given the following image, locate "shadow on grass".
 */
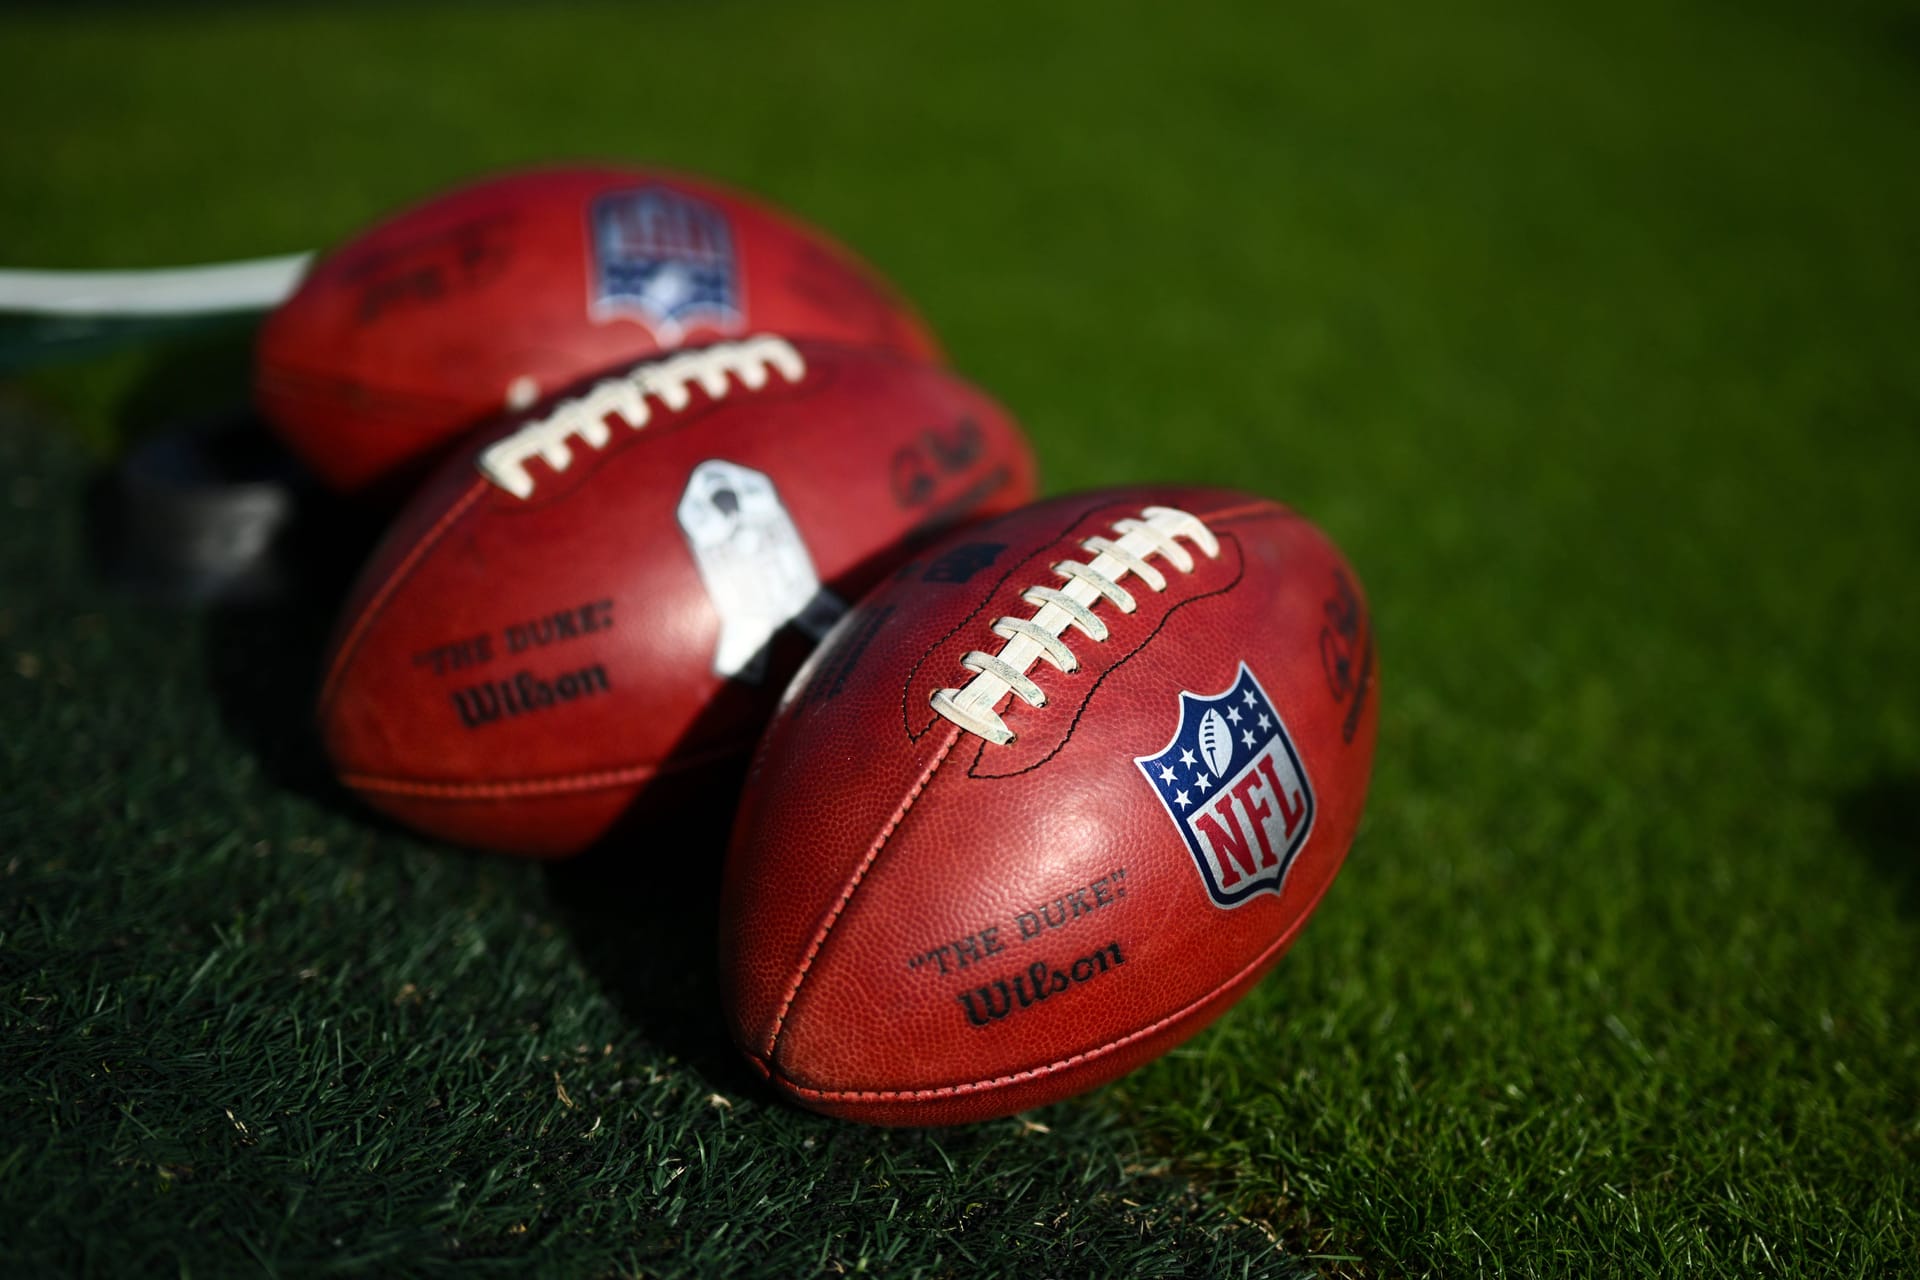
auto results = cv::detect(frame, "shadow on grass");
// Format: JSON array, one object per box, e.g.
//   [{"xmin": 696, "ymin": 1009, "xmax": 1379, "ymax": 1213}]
[
  {"xmin": 1837, "ymin": 774, "xmax": 1920, "ymax": 920},
  {"xmin": 541, "ymin": 782, "xmax": 769, "ymax": 1100},
  {"xmin": 194, "ymin": 444, "xmax": 391, "ymax": 816}
]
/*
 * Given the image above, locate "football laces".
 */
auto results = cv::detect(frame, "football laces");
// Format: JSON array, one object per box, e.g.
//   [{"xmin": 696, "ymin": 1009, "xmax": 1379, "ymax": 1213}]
[
  {"xmin": 931, "ymin": 505, "xmax": 1219, "ymax": 744},
  {"xmin": 477, "ymin": 335, "xmax": 806, "ymax": 499}
]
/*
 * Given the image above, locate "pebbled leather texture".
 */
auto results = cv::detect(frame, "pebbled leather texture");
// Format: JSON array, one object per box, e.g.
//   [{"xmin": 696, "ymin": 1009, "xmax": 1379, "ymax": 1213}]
[
  {"xmin": 720, "ymin": 487, "xmax": 1378, "ymax": 1125},
  {"xmin": 318, "ymin": 339, "xmax": 1037, "ymax": 858},
  {"xmin": 257, "ymin": 165, "xmax": 943, "ymax": 494}
]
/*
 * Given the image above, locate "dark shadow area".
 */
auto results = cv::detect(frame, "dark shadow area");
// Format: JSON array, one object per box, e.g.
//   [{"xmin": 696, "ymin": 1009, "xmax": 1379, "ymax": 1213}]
[
  {"xmin": 204, "ymin": 582, "xmax": 369, "ymax": 812},
  {"xmin": 1837, "ymin": 774, "xmax": 1920, "ymax": 919},
  {"xmin": 168, "ymin": 423, "xmax": 393, "ymax": 810},
  {"xmin": 542, "ymin": 765, "xmax": 768, "ymax": 1099}
]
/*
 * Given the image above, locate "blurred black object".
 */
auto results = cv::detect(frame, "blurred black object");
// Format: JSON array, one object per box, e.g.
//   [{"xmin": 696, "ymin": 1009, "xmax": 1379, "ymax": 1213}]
[
  {"xmin": 107, "ymin": 408, "xmax": 305, "ymax": 603},
  {"xmin": 98, "ymin": 398, "xmax": 391, "ymax": 608}
]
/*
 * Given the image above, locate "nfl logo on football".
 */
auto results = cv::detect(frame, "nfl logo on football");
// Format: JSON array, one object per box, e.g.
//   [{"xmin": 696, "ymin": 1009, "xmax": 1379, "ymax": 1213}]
[
  {"xmin": 589, "ymin": 186, "xmax": 742, "ymax": 340},
  {"xmin": 1135, "ymin": 663, "xmax": 1315, "ymax": 909}
]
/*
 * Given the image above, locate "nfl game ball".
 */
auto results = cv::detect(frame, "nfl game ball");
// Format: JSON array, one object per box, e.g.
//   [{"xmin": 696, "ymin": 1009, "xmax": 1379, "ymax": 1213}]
[
  {"xmin": 317, "ymin": 336, "xmax": 1036, "ymax": 858},
  {"xmin": 720, "ymin": 488, "xmax": 1377, "ymax": 1124},
  {"xmin": 258, "ymin": 165, "xmax": 942, "ymax": 493}
]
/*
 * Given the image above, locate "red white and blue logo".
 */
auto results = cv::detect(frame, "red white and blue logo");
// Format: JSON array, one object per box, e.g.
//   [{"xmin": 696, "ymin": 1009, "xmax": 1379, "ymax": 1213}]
[
  {"xmin": 588, "ymin": 186, "xmax": 741, "ymax": 339},
  {"xmin": 1135, "ymin": 663, "xmax": 1315, "ymax": 909}
]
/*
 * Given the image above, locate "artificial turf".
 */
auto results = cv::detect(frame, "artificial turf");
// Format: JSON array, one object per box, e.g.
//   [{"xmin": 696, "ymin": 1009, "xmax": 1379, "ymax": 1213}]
[{"xmin": 4, "ymin": 0, "xmax": 1918, "ymax": 1275}]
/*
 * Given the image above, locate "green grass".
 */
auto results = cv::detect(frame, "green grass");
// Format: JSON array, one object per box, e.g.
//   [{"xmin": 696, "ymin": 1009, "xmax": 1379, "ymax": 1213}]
[{"xmin": 4, "ymin": 0, "xmax": 1919, "ymax": 1275}]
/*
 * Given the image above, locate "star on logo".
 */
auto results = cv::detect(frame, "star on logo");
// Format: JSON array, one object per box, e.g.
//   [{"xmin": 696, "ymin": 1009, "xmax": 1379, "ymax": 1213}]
[
  {"xmin": 1174, "ymin": 790, "xmax": 1192, "ymax": 809},
  {"xmin": 1227, "ymin": 706, "xmax": 1243, "ymax": 725},
  {"xmin": 1179, "ymin": 749, "xmax": 1196, "ymax": 767},
  {"xmin": 1243, "ymin": 690, "xmax": 1257, "ymax": 707},
  {"xmin": 1158, "ymin": 765, "xmax": 1176, "ymax": 784},
  {"xmin": 1242, "ymin": 729, "xmax": 1256, "ymax": 748},
  {"xmin": 1257, "ymin": 712, "xmax": 1271, "ymax": 730},
  {"xmin": 1194, "ymin": 772, "xmax": 1212, "ymax": 793}
]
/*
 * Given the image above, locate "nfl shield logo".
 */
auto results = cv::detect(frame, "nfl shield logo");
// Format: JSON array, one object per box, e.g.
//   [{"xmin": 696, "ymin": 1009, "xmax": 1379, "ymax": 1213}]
[
  {"xmin": 588, "ymin": 186, "xmax": 742, "ymax": 339},
  {"xmin": 1134, "ymin": 662, "xmax": 1315, "ymax": 909}
]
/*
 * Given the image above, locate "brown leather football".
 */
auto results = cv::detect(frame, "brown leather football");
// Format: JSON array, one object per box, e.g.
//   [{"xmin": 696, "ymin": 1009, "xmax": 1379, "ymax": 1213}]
[
  {"xmin": 257, "ymin": 165, "xmax": 942, "ymax": 494},
  {"xmin": 721, "ymin": 487, "xmax": 1377, "ymax": 1124},
  {"xmin": 317, "ymin": 337, "xmax": 1036, "ymax": 857}
]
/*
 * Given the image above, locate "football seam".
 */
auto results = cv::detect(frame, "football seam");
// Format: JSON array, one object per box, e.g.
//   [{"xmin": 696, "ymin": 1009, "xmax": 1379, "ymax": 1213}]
[
  {"xmin": 967, "ymin": 532, "xmax": 1249, "ymax": 779},
  {"xmin": 897, "ymin": 497, "xmax": 1164, "ymax": 743},
  {"xmin": 902, "ymin": 499, "xmax": 1291, "ymax": 748},
  {"xmin": 767, "ymin": 848, "xmax": 1347, "ymax": 1106},
  {"xmin": 761, "ymin": 724, "xmax": 963, "ymax": 1055},
  {"xmin": 316, "ymin": 479, "xmax": 489, "ymax": 716}
]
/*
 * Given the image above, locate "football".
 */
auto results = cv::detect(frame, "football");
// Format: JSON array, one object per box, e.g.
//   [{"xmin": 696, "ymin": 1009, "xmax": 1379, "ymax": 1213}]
[
  {"xmin": 317, "ymin": 336, "xmax": 1037, "ymax": 858},
  {"xmin": 258, "ymin": 165, "xmax": 942, "ymax": 493},
  {"xmin": 720, "ymin": 487, "xmax": 1377, "ymax": 1124}
]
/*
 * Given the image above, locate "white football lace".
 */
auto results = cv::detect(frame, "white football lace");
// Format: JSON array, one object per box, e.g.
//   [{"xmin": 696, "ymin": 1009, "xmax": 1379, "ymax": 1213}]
[
  {"xmin": 477, "ymin": 335, "xmax": 806, "ymax": 499},
  {"xmin": 930, "ymin": 505, "xmax": 1220, "ymax": 745}
]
